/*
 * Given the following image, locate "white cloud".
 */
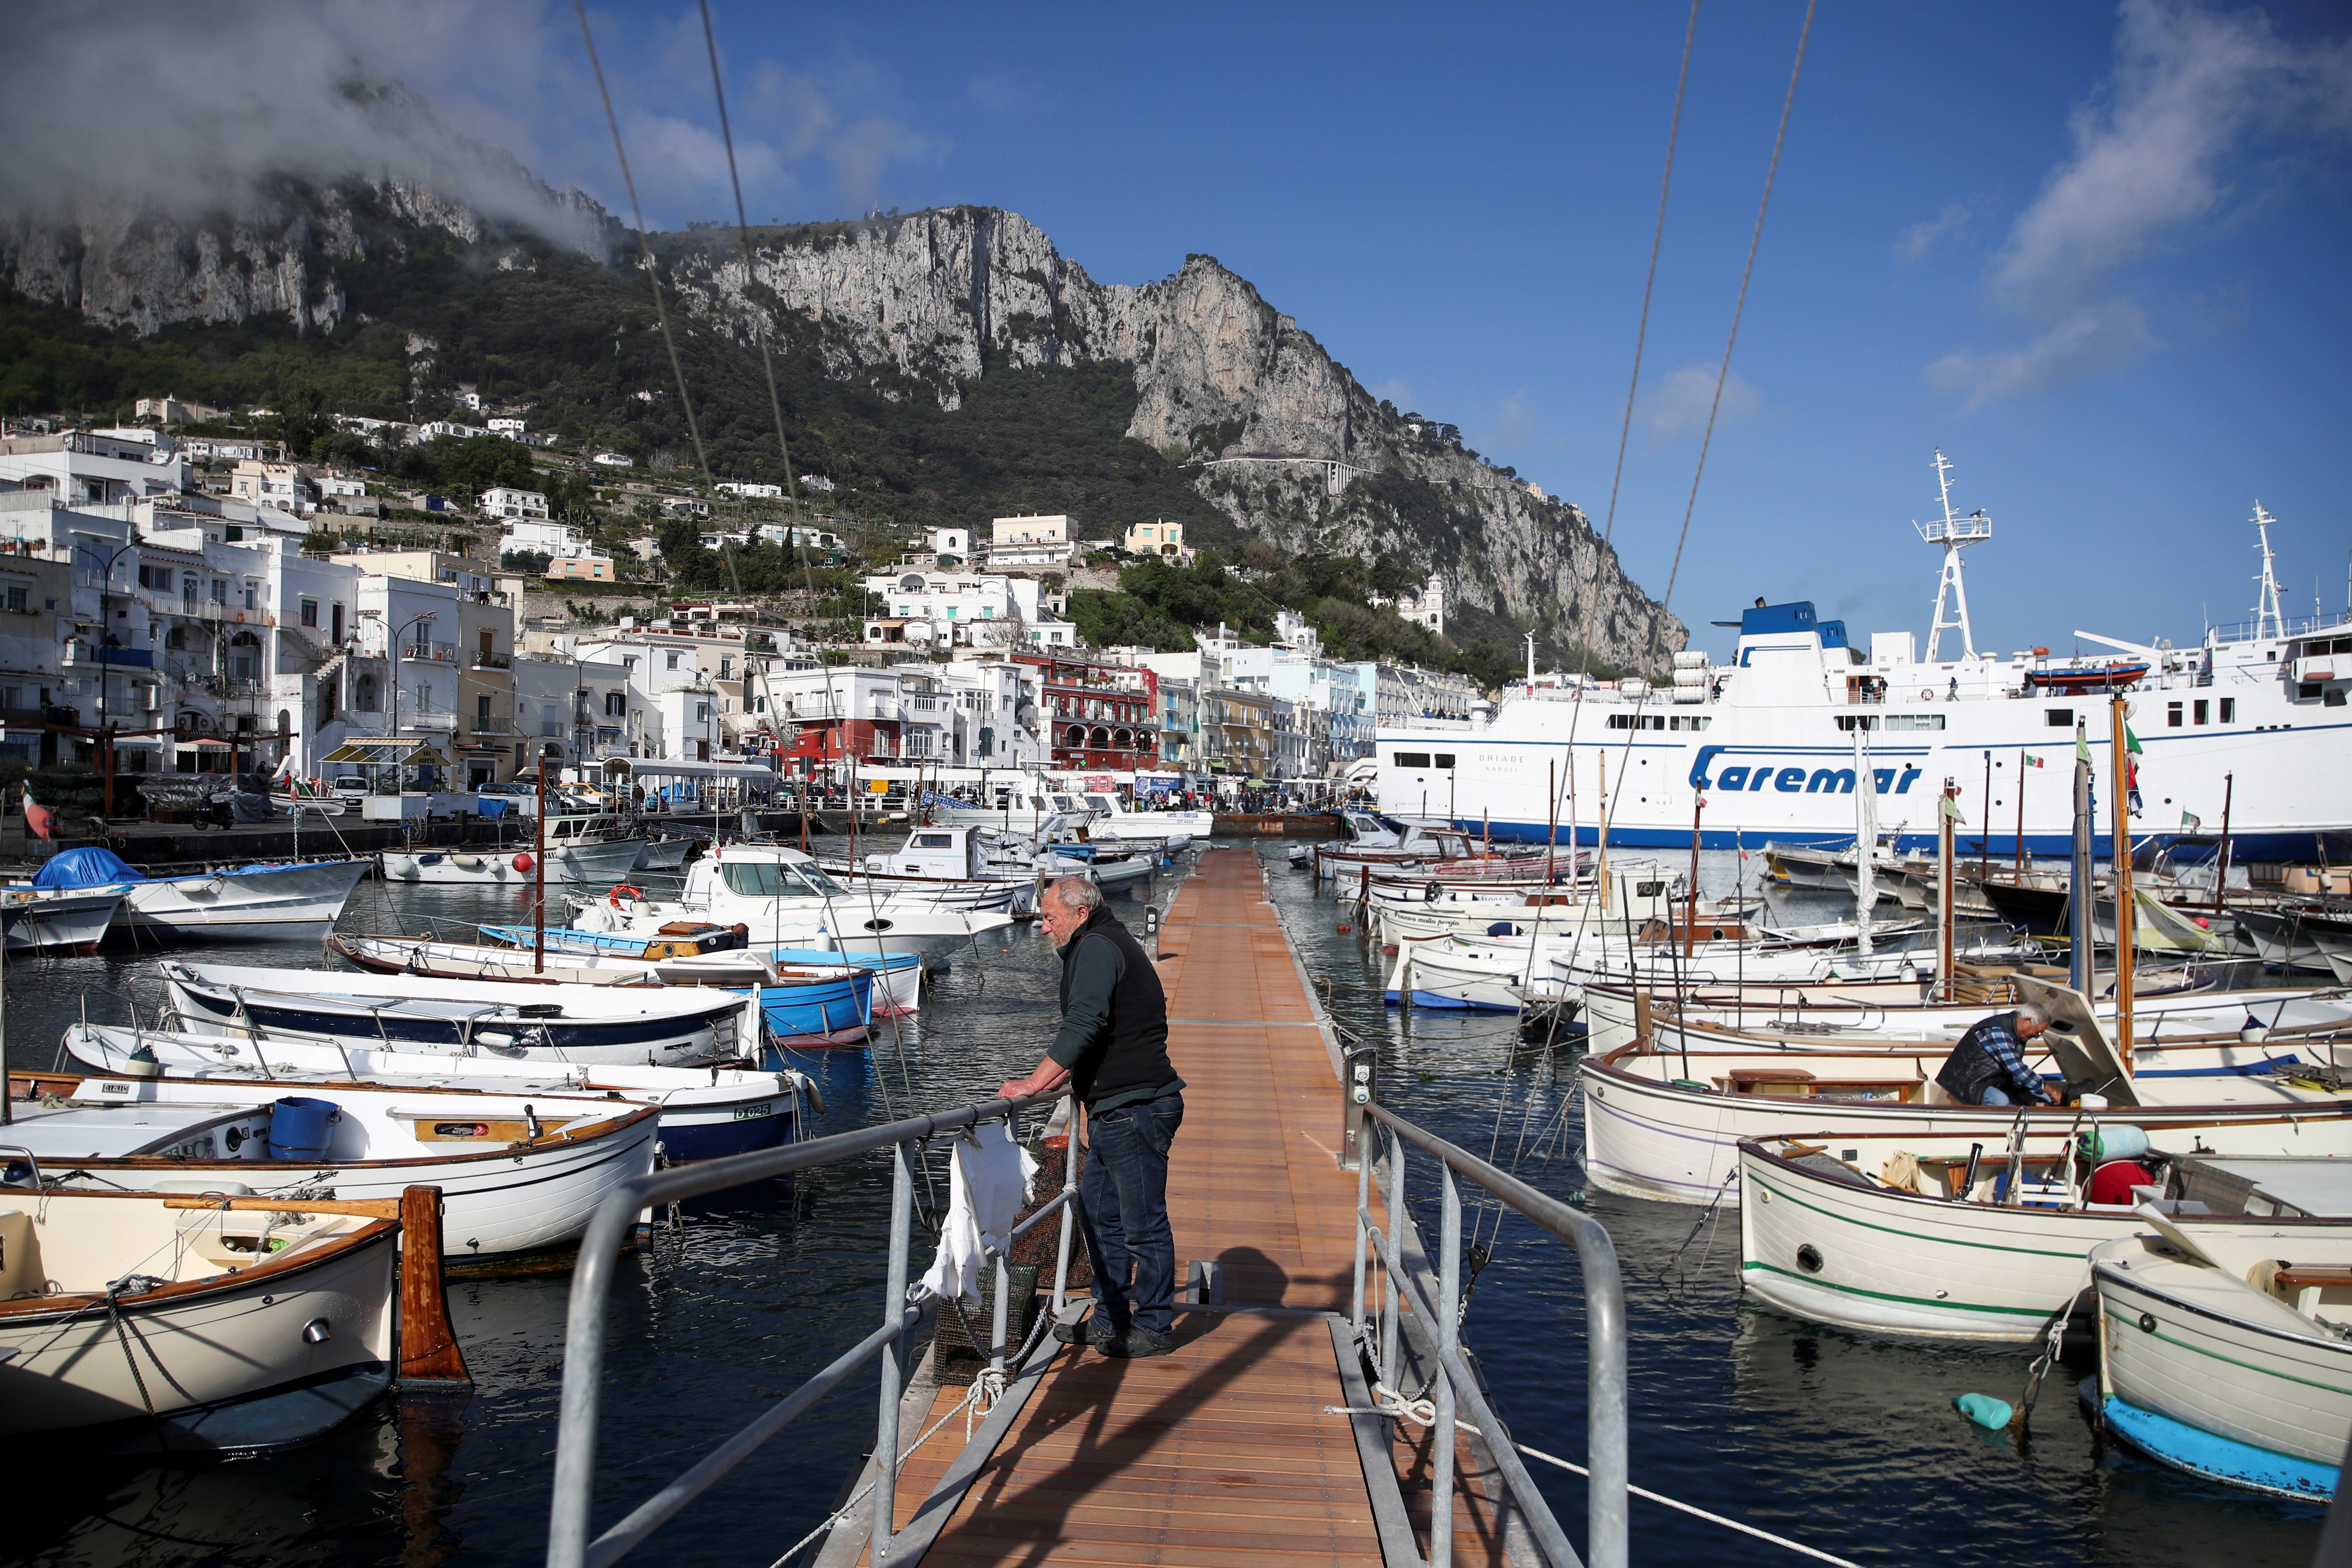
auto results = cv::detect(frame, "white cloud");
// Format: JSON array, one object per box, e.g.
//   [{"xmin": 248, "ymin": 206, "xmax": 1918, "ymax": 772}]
[
  {"xmin": 1929, "ymin": 0, "xmax": 2352, "ymax": 406},
  {"xmin": 1896, "ymin": 199, "xmax": 1971, "ymax": 262},
  {"xmin": 1635, "ymin": 364, "xmax": 1760, "ymax": 444},
  {"xmin": 1926, "ymin": 298, "xmax": 2156, "ymax": 408}
]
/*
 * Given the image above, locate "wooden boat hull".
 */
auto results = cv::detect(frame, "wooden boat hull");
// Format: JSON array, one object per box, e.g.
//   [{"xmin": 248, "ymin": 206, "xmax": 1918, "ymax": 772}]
[
  {"xmin": 1579, "ymin": 1046, "xmax": 2352, "ymax": 1205},
  {"xmin": 0, "ymin": 1202, "xmax": 395, "ymax": 1444},
  {"xmin": 2091, "ymin": 1233, "xmax": 2352, "ymax": 1497},
  {"xmin": 1737, "ymin": 1136, "xmax": 2352, "ymax": 1342}
]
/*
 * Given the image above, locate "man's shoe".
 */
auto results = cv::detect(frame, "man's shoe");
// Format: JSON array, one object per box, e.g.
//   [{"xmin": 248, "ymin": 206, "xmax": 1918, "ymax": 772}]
[
  {"xmin": 1053, "ymin": 1314, "xmax": 1115, "ymax": 1348},
  {"xmin": 1102, "ymin": 1326, "xmax": 1176, "ymax": 1359}
]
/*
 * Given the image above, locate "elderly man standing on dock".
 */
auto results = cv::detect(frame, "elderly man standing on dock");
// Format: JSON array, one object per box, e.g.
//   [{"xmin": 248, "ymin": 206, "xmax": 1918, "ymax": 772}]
[{"xmin": 998, "ymin": 874, "xmax": 1186, "ymax": 1359}]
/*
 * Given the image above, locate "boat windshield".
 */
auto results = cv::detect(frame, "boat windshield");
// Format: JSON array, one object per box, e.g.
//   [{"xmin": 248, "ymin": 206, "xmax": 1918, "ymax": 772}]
[{"xmin": 720, "ymin": 861, "xmax": 847, "ymax": 899}]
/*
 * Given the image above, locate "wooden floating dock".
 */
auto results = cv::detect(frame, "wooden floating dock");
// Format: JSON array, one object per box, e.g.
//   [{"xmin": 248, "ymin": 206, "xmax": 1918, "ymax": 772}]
[{"xmin": 821, "ymin": 848, "xmax": 1517, "ymax": 1568}]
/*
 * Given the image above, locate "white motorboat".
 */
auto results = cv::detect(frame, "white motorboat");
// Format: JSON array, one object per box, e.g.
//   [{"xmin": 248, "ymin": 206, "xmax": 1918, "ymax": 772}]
[
  {"xmin": 5, "ymin": 1075, "xmax": 658, "ymax": 1260},
  {"xmin": 1577, "ymin": 1037, "xmax": 2348, "ymax": 1206},
  {"xmin": 24, "ymin": 848, "xmax": 368, "ymax": 943},
  {"xmin": 63, "ymin": 1023, "xmax": 810, "ymax": 1164},
  {"xmin": 380, "ymin": 813, "xmax": 646, "ymax": 886},
  {"xmin": 159, "ymin": 961, "xmax": 763, "ymax": 1066},
  {"xmin": 326, "ymin": 931, "xmax": 774, "ymax": 986},
  {"xmin": 570, "ymin": 844, "xmax": 1015, "ymax": 962},
  {"xmin": 1069, "ymin": 790, "xmax": 1210, "ymax": 845},
  {"xmin": 2089, "ymin": 1219, "xmax": 2352, "ymax": 1499},
  {"xmin": 930, "ymin": 785, "xmax": 1097, "ymax": 834},
  {"xmin": 1737, "ymin": 1129, "xmax": 2352, "ymax": 1343},
  {"xmin": 0, "ymin": 886, "xmax": 125, "ymax": 955},
  {"xmin": 0, "ymin": 1190, "xmax": 397, "ymax": 1446}
]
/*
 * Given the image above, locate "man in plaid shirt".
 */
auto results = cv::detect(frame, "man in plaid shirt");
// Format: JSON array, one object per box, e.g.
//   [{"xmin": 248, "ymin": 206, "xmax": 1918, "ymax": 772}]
[{"xmin": 1934, "ymin": 1003, "xmax": 2057, "ymax": 1106}]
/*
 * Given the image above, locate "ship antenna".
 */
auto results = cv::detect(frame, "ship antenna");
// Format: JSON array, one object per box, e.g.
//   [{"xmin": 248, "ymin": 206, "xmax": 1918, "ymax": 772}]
[
  {"xmin": 2250, "ymin": 502, "xmax": 2285, "ymax": 641},
  {"xmin": 1916, "ymin": 448, "xmax": 1990, "ymax": 662}
]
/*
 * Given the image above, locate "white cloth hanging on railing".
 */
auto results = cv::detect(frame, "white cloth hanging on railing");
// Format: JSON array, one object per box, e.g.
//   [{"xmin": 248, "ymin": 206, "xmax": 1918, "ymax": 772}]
[{"xmin": 918, "ymin": 1121, "xmax": 1039, "ymax": 1302}]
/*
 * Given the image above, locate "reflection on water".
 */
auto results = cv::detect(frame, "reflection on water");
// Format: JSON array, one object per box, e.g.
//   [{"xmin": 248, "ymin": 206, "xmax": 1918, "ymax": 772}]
[{"xmin": 1, "ymin": 844, "xmax": 2327, "ymax": 1566}]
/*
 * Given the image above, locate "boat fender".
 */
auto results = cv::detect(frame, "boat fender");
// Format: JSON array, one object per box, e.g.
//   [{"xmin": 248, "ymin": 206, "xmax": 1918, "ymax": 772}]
[
  {"xmin": 416, "ymin": 854, "xmax": 445, "ymax": 867},
  {"xmin": 453, "ymin": 854, "xmax": 482, "ymax": 871},
  {"xmin": 1424, "ymin": 880, "xmax": 1442, "ymax": 904},
  {"xmin": 512, "ymin": 853, "xmax": 535, "ymax": 873},
  {"xmin": 2242, "ymin": 1017, "xmax": 2270, "ymax": 1044},
  {"xmin": 2078, "ymin": 1124, "xmax": 2150, "ymax": 1162},
  {"xmin": 611, "ymin": 883, "xmax": 643, "ymax": 908}
]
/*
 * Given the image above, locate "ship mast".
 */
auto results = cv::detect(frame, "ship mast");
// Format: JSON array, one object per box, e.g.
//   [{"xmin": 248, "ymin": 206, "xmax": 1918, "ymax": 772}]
[
  {"xmin": 2250, "ymin": 502, "xmax": 2285, "ymax": 640},
  {"xmin": 1917, "ymin": 448, "xmax": 1991, "ymax": 662}
]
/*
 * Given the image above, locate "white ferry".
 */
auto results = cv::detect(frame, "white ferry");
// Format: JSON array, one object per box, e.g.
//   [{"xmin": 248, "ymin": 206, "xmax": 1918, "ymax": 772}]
[{"xmin": 1378, "ymin": 479, "xmax": 2348, "ymax": 861}]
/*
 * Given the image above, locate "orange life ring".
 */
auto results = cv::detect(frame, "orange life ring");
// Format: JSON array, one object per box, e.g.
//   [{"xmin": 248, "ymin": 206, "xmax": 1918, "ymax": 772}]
[{"xmin": 610, "ymin": 883, "xmax": 644, "ymax": 907}]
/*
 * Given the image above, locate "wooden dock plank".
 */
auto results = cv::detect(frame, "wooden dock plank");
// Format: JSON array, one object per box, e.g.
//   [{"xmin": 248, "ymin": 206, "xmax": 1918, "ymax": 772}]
[{"xmin": 863, "ymin": 850, "xmax": 1507, "ymax": 1567}]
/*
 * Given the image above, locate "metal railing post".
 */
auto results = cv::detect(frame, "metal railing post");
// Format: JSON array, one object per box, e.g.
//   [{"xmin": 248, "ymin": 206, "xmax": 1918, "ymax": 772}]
[
  {"xmin": 1350, "ymin": 1117, "xmax": 1372, "ymax": 1338},
  {"xmin": 1432, "ymin": 1166, "xmax": 1461, "ymax": 1568},
  {"xmin": 873, "ymin": 1141, "xmax": 914, "ymax": 1566},
  {"xmin": 1340, "ymin": 1041, "xmax": 1375, "ymax": 1171},
  {"xmin": 1381, "ymin": 1131, "xmax": 1403, "ymax": 1385},
  {"xmin": 989, "ymin": 1255, "xmax": 1011, "ymax": 1375},
  {"xmin": 1052, "ymin": 1121, "xmax": 1080, "ymax": 1314},
  {"xmin": 547, "ymin": 1176, "xmax": 654, "ymax": 1568}
]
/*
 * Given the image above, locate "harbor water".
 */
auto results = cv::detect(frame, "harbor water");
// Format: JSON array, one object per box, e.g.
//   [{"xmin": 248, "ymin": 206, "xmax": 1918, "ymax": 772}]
[{"xmin": 0, "ymin": 842, "xmax": 2325, "ymax": 1566}]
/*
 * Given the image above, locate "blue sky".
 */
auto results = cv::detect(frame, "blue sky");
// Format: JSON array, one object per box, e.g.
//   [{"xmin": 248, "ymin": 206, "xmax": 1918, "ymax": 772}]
[{"xmin": 26, "ymin": 1, "xmax": 2349, "ymax": 662}]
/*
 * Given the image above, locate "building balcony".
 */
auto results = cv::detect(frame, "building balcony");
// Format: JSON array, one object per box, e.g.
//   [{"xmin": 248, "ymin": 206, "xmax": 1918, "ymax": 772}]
[
  {"xmin": 402, "ymin": 641, "xmax": 458, "ymax": 664},
  {"xmin": 406, "ymin": 710, "xmax": 459, "ymax": 732},
  {"xmin": 471, "ymin": 651, "xmax": 512, "ymax": 670}
]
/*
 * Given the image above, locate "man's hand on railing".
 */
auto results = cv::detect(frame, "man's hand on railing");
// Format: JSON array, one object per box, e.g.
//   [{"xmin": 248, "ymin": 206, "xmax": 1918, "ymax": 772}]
[{"xmin": 996, "ymin": 1057, "xmax": 1071, "ymax": 1103}]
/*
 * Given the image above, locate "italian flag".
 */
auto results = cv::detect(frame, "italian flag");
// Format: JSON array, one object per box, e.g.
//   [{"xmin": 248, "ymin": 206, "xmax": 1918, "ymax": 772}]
[{"xmin": 22, "ymin": 786, "xmax": 54, "ymax": 841}]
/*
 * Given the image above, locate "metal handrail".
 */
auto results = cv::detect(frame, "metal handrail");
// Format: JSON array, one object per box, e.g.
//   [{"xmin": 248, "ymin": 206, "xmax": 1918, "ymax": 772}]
[
  {"xmin": 545, "ymin": 1087, "xmax": 1068, "ymax": 1568},
  {"xmin": 1351, "ymin": 1100, "xmax": 1627, "ymax": 1568}
]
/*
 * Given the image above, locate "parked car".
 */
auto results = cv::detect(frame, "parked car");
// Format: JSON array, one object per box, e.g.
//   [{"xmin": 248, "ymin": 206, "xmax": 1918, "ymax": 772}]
[{"xmin": 328, "ymin": 775, "xmax": 370, "ymax": 799}]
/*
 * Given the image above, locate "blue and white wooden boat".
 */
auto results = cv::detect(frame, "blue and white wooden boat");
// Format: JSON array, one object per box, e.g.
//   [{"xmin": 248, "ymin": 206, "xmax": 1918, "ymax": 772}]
[
  {"xmin": 61, "ymin": 1023, "xmax": 813, "ymax": 1164},
  {"xmin": 477, "ymin": 926, "xmax": 925, "ymax": 1017},
  {"xmin": 2088, "ymin": 1217, "xmax": 2352, "ymax": 1500}
]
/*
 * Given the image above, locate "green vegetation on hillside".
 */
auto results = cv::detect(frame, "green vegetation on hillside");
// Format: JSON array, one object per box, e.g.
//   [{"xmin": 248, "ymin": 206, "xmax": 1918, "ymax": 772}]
[{"xmin": 1070, "ymin": 551, "xmax": 1543, "ymax": 688}]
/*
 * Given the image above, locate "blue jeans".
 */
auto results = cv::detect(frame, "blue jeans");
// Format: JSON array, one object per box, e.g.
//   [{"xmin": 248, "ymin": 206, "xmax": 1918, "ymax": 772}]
[
  {"xmin": 1978, "ymin": 1085, "xmax": 2014, "ymax": 1106},
  {"xmin": 1078, "ymin": 1093, "xmax": 1184, "ymax": 1335}
]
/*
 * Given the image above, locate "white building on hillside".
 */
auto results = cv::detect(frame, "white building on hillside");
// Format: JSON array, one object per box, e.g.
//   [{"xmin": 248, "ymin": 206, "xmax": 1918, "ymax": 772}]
[{"xmin": 481, "ymin": 486, "xmax": 548, "ymax": 520}]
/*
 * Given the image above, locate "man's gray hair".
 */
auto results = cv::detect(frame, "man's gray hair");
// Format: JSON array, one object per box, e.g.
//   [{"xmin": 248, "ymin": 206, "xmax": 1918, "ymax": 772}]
[
  {"xmin": 1048, "ymin": 873, "xmax": 1104, "ymax": 914},
  {"xmin": 2014, "ymin": 1001, "xmax": 2052, "ymax": 1030}
]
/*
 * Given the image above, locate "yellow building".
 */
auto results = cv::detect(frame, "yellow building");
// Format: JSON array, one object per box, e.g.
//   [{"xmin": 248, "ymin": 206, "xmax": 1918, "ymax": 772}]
[{"xmin": 1122, "ymin": 521, "xmax": 1188, "ymax": 559}]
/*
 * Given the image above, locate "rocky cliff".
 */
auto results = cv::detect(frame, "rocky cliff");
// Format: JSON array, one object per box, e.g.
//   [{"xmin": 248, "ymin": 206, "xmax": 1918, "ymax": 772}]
[
  {"xmin": 662, "ymin": 209, "xmax": 1682, "ymax": 668},
  {"xmin": 0, "ymin": 191, "xmax": 1681, "ymax": 669}
]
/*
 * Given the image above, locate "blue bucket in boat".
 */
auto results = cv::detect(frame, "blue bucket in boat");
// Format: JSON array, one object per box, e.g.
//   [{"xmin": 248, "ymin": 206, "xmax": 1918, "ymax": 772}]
[{"xmin": 267, "ymin": 1096, "xmax": 342, "ymax": 1161}]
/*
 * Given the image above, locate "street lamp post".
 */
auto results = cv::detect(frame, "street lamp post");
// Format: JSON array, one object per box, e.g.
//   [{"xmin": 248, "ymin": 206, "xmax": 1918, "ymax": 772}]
[{"xmin": 72, "ymin": 538, "xmax": 138, "ymax": 818}]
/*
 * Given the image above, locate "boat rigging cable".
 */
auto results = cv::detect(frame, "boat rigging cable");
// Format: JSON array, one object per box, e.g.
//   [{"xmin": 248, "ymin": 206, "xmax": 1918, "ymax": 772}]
[
  {"xmin": 572, "ymin": 0, "xmax": 741, "ymax": 595},
  {"xmin": 1475, "ymin": 0, "xmax": 1822, "ymax": 1256},
  {"xmin": 695, "ymin": 0, "xmax": 827, "ymax": 621},
  {"xmin": 575, "ymin": 2, "xmax": 945, "ymax": 1213}
]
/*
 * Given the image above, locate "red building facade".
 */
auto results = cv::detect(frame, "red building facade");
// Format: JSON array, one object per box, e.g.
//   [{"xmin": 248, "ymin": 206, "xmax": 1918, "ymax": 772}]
[{"xmin": 1016, "ymin": 653, "xmax": 1159, "ymax": 772}]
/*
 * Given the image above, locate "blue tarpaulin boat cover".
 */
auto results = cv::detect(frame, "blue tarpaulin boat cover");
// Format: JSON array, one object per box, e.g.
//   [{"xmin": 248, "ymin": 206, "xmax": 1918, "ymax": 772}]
[{"xmin": 33, "ymin": 847, "xmax": 146, "ymax": 888}]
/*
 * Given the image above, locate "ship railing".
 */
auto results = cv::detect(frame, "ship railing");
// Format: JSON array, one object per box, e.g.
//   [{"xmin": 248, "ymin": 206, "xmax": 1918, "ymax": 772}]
[
  {"xmin": 544, "ymin": 1088, "xmax": 1078, "ymax": 1568},
  {"xmin": 1344, "ymin": 1062, "xmax": 1628, "ymax": 1568}
]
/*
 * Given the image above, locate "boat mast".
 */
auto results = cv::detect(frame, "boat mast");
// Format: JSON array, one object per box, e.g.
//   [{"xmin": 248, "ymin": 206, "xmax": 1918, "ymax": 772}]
[
  {"xmin": 1917, "ymin": 449, "xmax": 1991, "ymax": 662},
  {"xmin": 2250, "ymin": 502, "xmax": 2286, "ymax": 640}
]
